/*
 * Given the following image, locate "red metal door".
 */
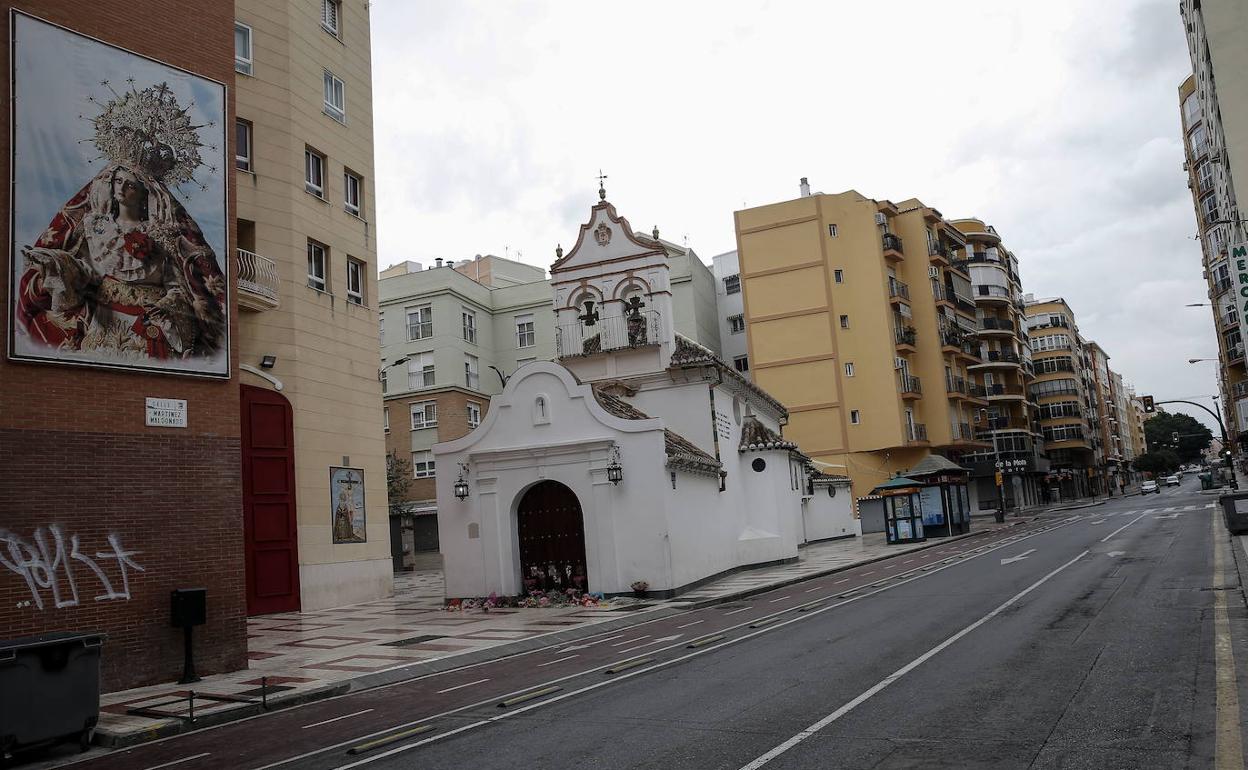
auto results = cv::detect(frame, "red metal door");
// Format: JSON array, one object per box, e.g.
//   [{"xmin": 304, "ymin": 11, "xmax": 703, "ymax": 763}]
[
  {"xmin": 241, "ymin": 384, "xmax": 301, "ymax": 615},
  {"xmin": 517, "ymin": 481, "xmax": 588, "ymax": 594}
]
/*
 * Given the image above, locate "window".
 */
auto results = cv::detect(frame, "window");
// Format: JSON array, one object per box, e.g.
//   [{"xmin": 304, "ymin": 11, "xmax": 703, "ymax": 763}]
[
  {"xmin": 235, "ymin": 119, "xmax": 252, "ymax": 171},
  {"xmin": 323, "ymin": 71, "xmax": 346, "ymax": 122},
  {"xmin": 839, "ymin": 315, "xmax": 849, "ymax": 329},
  {"xmin": 346, "ymin": 258, "xmax": 364, "ymax": 305},
  {"xmin": 1183, "ymin": 93, "xmax": 1201, "ymax": 128},
  {"xmin": 1190, "ymin": 125, "xmax": 1207, "ymax": 157},
  {"xmin": 728, "ymin": 314, "xmax": 745, "ymax": 334},
  {"xmin": 834, "ymin": 269, "xmax": 844, "ymax": 283},
  {"xmin": 516, "ymin": 314, "xmax": 535, "ymax": 348},
  {"xmin": 467, "ymin": 402, "xmax": 482, "ymax": 430},
  {"xmin": 379, "ymin": 315, "xmax": 385, "ymax": 344},
  {"xmin": 343, "ymin": 171, "xmax": 362, "ymax": 216},
  {"xmin": 1202, "ymin": 193, "xmax": 1220, "ymax": 223},
  {"xmin": 408, "ymin": 353, "xmax": 434, "ymax": 389},
  {"xmin": 410, "ymin": 400, "xmax": 437, "ymax": 429},
  {"xmin": 462, "ymin": 309, "xmax": 477, "ymax": 343},
  {"xmin": 733, "ymin": 355, "xmax": 749, "ymax": 373},
  {"xmin": 827, "ymin": 224, "xmax": 838, "ymax": 238},
  {"xmin": 850, "ymin": 410, "xmax": 861, "ymax": 425},
  {"xmin": 407, "ymin": 305, "xmax": 432, "ymax": 340},
  {"xmin": 465, "ymin": 354, "xmax": 479, "ymax": 389},
  {"xmin": 1197, "ymin": 159, "xmax": 1214, "ymax": 192},
  {"xmin": 234, "ymin": 22, "xmax": 252, "ymax": 75},
  {"xmin": 305, "ymin": 148, "xmax": 325, "ymax": 197},
  {"xmin": 844, "ymin": 362, "xmax": 855, "ymax": 377},
  {"xmin": 379, "ymin": 368, "xmax": 388, "ymax": 394},
  {"xmin": 724, "ymin": 275, "xmax": 741, "ymax": 295},
  {"xmin": 412, "ymin": 450, "xmax": 435, "ymax": 479},
  {"xmin": 1030, "ymin": 334, "xmax": 1071, "ymax": 352},
  {"xmin": 321, "ymin": 0, "xmax": 341, "ymax": 35},
  {"xmin": 383, "ymin": 407, "xmax": 389, "ymax": 433},
  {"xmin": 307, "ymin": 240, "xmax": 327, "ymax": 291}
]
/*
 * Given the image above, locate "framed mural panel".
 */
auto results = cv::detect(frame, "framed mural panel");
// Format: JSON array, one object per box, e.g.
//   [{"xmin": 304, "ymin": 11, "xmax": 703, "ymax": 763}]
[
  {"xmin": 330, "ymin": 466, "xmax": 367, "ymax": 544},
  {"xmin": 8, "ymin": 12, "xmax": 229, "ymax": 377}
]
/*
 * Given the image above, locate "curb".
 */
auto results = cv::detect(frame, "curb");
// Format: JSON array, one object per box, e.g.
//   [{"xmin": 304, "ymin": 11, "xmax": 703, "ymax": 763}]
[{"xmin": 91, "ymin": 519, "xmax": 1035, "ymax": 748}]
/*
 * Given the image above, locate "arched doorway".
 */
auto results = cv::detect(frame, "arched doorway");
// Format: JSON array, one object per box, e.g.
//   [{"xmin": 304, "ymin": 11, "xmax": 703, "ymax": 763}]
[{"xmin": 517, "ymin": 481, "xmax": 588, "ymax": 595}]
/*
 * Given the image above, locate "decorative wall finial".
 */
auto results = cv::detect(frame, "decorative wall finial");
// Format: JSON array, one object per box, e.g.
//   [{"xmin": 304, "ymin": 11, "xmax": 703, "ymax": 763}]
[
  {"xmin": 652, "ymin": 225, "xmax": 660, "ymax": 240},
  {"xmin": 596, "ymin": 168, "xmax": 608, "ymax": 201},
  {"xmin": 555, "ymin": 243, "xmax": 563, "ymax": 259}
]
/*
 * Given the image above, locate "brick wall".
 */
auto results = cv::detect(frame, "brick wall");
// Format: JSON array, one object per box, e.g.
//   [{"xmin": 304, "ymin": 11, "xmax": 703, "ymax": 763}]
[
  {"xmin": 384, "ymin": 389, "xmax": 488, "ymax": 503},
  {"xmin": 0, "ymin": 2, "xmax": 245, "ymax": 691}
]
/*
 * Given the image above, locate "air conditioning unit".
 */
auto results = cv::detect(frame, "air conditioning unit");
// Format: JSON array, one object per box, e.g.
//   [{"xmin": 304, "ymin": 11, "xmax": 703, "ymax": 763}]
[
  {"xmin": 894, "ymin": 357, "xmax": 906, "ymax": 370},
  {"xmin": 874, "ymin": 212, "xmax": 887, "ymax": 226},
  {"xmin": 928, "ymin": 266, "xmax": 940, "ymax": 279},
  {"xmin": 1182, "ymin": 160, "xmax": 1190, "ymax": 172}
]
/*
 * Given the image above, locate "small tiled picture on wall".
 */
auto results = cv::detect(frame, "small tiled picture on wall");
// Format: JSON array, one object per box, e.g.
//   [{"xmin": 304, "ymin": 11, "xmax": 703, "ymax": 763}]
[{"xmin": 330, "ymin": 466, "xmax": 366, "ymax": 543}]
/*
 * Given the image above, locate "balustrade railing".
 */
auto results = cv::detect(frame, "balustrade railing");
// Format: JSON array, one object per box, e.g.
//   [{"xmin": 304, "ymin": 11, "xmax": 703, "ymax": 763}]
[
  {"xmin": 556, "ymin": 310, "xmax": 661, "ymax": 358},
  {"xmin": 237, "ymin": 248, "xmax": 280, "ymax": 309}
]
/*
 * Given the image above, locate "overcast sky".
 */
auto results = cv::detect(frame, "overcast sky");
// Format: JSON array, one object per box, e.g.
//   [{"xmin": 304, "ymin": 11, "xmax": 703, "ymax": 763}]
[{"xmin": 371, "ymin": 0, "xmax": 1224, "ymax": 432}]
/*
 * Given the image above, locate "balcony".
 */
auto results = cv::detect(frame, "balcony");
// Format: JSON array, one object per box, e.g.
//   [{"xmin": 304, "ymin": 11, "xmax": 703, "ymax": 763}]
[
  {"xmin": 556, "ymin": 310, "xmax": 661, "ymax": 358},
  {"xmin": 978, "ymin": 317, "xmax": 1016, "ymax": 335},
  {"xmin": 894, "ymin": 325, "xmax": 918, "ymax": 350},
  {"xmin": 932, "ymin": 282, "xmax": 953, "ymax": 306},
  {"xmin": 928, "ymin": 242, "xmax": 950, "ymax": 266},
  {"xmin": 987, "ymin": 383, "xmax": 1025, "ymax": 400},
  {"xmin": 882, "ymin": 233, "xmax": 904, "ymax": 260},
  {"xmin": 906, "ymin": 422, "xmax": 929, "ymax": 444},
  {"xmin": 975, "ymin": 284, "xmax": 1013, "ymax": 304},
  {"xmin": 237, "ymin": 248, "xmax": 281, "ymax": 311},
  {"xmin": 948, "ymin": 423, "xmax": 986, "ymax": 445},
  {"xmin": 1229, "ymin": 344, "xmax": 1246, "ymax": 364},
  {"xmin": 888, "ymin": 277, "xmax": 910, "ymax": 303},
  {"xmin": 1221, "ymin": 312, "xmax": 1240, "ymax": 330},
  {"xmin": 1215, "ymin": 278, "xmax": 1233, "ymax": 295},
  {"xmin": 971, "ymin": 349, "xmax": 1022, "ymax": 369},
  {"xmin": 945, "ymin": 374, "xmax": 968, "ymax": 396},
  {"xmin": 898, "ymin": 373, "xmax": 922, "ymax": 399}
]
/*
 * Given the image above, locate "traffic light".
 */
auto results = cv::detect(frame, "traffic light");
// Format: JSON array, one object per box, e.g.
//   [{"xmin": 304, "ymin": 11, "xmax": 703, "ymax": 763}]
[
  {"xmin": 1172, "ymin": 431, "xmax": 1180, "ymax": 443},
  {"xmin": 1142, "ymin": 395, "xmax": 1155, "ymax": 413}
]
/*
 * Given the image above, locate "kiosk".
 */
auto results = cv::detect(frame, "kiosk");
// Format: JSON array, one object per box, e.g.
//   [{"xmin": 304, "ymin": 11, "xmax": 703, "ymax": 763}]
[{"xmin": 873, "ymin": 476, "xmax": 927, "ymax": 545}]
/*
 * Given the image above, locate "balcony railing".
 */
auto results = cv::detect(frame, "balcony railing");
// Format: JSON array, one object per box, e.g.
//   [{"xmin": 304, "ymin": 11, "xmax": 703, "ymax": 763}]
[
  {"xmin": 1233, "ymin": 381, "xmax": 1248, "ymax": 399},
  {"xmin": 907, "ymin": 423, "xmax": 928, "ymax": 443},
  {"xmin": 556, "ymin": 310, "xmax": 661, "ymax": 358},
  {"xmin": 928, "ymin": 242, "xmax": 950, "ymax": 260},
  {"xmin": 888, "ymin": 277, "xmax": 910, "ymax": 301},
  {"xmin": 1222, "ymin": 312, "xmax": 1240, "ymax": 329},
  {"xmin": 951, "ymin": 422, "xmax": 976, "ymax": 442},
  {"xmin": 894, "ymin": 325, "xmax": 917, "ymax": 347},
  {"xmin": 975, "ymin": 284, "xmax": 1012, "ymax": 300},
  {"xmin": 968, "ymin": 383, "xmax": 988, "ymax": 398},
  {"xmin": 237, "ymin": 248, "xmax": 281, "ymax": 311},
  {"xmin": 979, "ymin": 317, "xmax": 1016, "ymax": 333},
  {"xmin": 946, "ymin": 374, "xmax": 968, "ymax": 395},
  {"xmin": 987, "ymin": 383, "xmax": 1025, "ymax": 397},
  {"xmin": 898, "ymin": 374, "xmax": 922, "ymax": 395},
  {"xmin": 882, "ymin": 233, "xmax": 904, "ymax": 255},
  {"xmin": 982, "ymin": 349, "xmax": 1021, "ymax": 364},
  {"xmin": 1229, "ymin": 344, "xmax": 1246, "ymax": 363},
  {"xmin": 1216, "ymin": 278, "xmax": 1233, "ymax": 294}
]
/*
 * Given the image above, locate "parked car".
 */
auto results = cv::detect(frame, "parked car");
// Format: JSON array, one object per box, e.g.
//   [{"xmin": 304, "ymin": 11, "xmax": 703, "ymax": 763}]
[
  {"xmin": 1141, "ymin": 480, "xmax": 1160, "ymax": 494},
  {"xmin": 1162, "ymin": 475, "xmax": 1181, "ymax": 487}
]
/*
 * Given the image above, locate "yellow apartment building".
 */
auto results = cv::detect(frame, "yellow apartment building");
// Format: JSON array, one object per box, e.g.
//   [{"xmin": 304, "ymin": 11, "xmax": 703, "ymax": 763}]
[
  {"xmin": 733, "ymin": 186, "xmax": 990, "ymax": 500},
  {"xmin": 233, "ymin": 0, "xmax": 391, "ymax": 613}
]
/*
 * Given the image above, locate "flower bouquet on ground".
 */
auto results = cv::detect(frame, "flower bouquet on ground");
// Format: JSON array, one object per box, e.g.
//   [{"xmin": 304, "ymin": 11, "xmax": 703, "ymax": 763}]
[{"xmin": 630, "ymin": 580, "xmax": 649, "ymax": 598}]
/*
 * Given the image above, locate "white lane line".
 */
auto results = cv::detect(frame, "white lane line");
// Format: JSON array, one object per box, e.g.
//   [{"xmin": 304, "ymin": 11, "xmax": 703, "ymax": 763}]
[
  {"xmin": 804, "ymin": 586, "xmax": 822, "ymax": 593},
  {"xmin": 537, "ymin": 655, "xmax": 578, "ymax": 668},
  {"xmin": 769, "ymin": 596, "xmax": 791, "ymax": 603},
  {"xmin": 677, "ymin": 619, "xmax": 704, "ymax": 629},
  {"xmin": 724, "ymin": 606, "xmax": 753, "ymax": 616},
  {"xmin": 861, "ymin": 571, "xmax": 875, "ymax": 576},
  {"xmin": 834, "ymin": 578, "xmax": 850, "ymax": 584},
  {"xmin": 435, "ymin": 678, "xmax": 490, "ymax": 694},
  {"xmin": 735, "ymin": 549, "xmax": 1091, "ymax": 770},
  {"xmin": 1101, "ymin": 512, "xmax": 1149, "ymax": 543},
  {"xmin": 902, "ymin": 559, "xmax": 914, "ymax": 564},
  {"xmin": 611, "ymin": 635, "xmax": 650, "ymax": 647},
  {"xmin": 303, "ymin": 709, "xmax": 374, "ymax": 729},
  {"xmin": 143, "ymin": 754, "xmax": 212, "ymax": 770}
]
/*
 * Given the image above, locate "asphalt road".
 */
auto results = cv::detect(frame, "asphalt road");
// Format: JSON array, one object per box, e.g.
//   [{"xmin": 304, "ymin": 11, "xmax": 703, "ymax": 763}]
[{"xmin": 41, "ymin": 477, "xmax": 1248, "ymax": 770}]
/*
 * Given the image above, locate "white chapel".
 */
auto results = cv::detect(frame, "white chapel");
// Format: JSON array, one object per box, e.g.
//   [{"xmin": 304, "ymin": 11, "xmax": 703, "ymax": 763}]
[{"xmin": 432, "ymin": 191, "xmax": 856, "ymax": 598}]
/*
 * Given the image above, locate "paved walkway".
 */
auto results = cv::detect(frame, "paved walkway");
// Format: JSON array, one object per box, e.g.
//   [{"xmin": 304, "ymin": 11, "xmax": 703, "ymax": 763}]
[{"xmin": 92, "ymin": 524, "xmax": 1019, "ymax": 745}]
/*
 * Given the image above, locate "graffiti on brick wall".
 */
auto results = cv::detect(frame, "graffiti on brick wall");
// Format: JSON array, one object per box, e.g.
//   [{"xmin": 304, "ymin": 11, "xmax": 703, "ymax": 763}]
[{"xmin": 0, "ymin": 525, "xmax": 145, "ymax": 610}]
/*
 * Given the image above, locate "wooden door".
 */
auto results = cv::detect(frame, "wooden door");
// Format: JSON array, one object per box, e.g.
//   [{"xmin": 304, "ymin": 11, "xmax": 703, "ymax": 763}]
[
  {"xmin": 241, "ymin": 385, "xmax": 301, "ymax": 615},
  {"xmin": 517, "ymin": 481, "xmax": 588, "ymax": 594}
]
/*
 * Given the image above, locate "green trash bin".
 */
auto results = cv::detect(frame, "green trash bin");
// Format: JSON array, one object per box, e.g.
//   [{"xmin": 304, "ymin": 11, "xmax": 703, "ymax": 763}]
[{"xmin": 0, "ymin": 631, "xmax": 104, "ymax": 757}]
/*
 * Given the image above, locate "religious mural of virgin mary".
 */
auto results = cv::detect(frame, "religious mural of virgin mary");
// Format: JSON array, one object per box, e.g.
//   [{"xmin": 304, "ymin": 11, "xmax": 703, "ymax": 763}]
[{"xmin": 9, "ymin": 13, "xmax": 228, "ymax": 376}]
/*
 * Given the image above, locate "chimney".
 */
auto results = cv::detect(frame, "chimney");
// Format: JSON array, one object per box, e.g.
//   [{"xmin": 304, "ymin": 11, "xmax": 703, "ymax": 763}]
[
  {"xmin": 799, "ymin": 177, "xmax": 810, "ymax": 197},
  {"xmin": 435, "ymin": 257, "xmax": 444, "ymax": 268}
]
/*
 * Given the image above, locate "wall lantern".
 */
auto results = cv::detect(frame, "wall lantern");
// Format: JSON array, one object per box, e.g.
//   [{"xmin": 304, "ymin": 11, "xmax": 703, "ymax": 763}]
[
  {"xmin": 606, "ymin": 446, "xmax": 623, "ymax": 485},
  {"xmin": 259, "ymin": 354, "xmax": 277, "ymax": 369},
  {"xmin": 453, "ymin": 463, "xmax": 470, "ymax": 500}
]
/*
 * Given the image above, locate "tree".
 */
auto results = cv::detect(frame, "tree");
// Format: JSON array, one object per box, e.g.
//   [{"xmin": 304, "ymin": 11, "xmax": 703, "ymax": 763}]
[
  {"xmin": 386, "ymin": 451, "xmax": 413, "ymax": 517},
  {"xmin": 1142, "ymin": 410, "xmax": 1213, "ymax": 463},
  {"xmin": 1133, "ymin": 448, "xmax": 1181, "ymax": 478}
]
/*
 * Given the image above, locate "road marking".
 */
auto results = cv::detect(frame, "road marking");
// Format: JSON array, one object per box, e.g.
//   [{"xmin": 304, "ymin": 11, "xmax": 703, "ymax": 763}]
[
  {"xmin": 804, "ymin": 586, "xmax": 822, "ymax": 593},
  {"xmin": 303, "ymin": 709, "xmax": 375, "ymax": 728},
  {"xmin": 604, "ymin": 657, "xmax": 653, "ymax": 674},
  {"xmin": 687, "ymin": 634, "xmax": 725, "ymax": 648},
  {"xmin": 559, "ymin": 634, "xmax": 624, "ymax": 653},
  {"xmin": 347, "ymin": 725, "xmax": 434, "ymax": 755},
  {"xmin": 861, "ymin": 570, "xmax": 875, "ymax": 576},
  {"xmin": 611, "ymin": 634, "xmax": 650, "ymax": 646},
  {"xmin": 749, "ymin": 616, "xmax": 784, "ymax": 629},
  {"xmin": 1106, "ymin": 551, "xmax": 1126, "ymax": 558},
  {"xmin": 1000, "ymin": 549, "xmax": 1036, "ymax": 565},
  {"xmin": 1100, "ymin": 512, "xmax": 1148, "ymax": 543},
  {"xmin": 1212, "ymin": 508, "xmax": 1245, "ymax": 769},
  {"xmin": 724, "ymin": 606, "xmax": 753, "ymax": 615},
  {"xmin": 768, "ymin": 595, "xmax": 791, "ymax": 603},
  {"xmin": 537, "ymin": 655, "xmax": 578, "ymax": 667},
  {"xmin": 1155, "ymin": 513, "xmax": 1180, "ymax": 520},
  {"xmin": 1090, "ymin": 519, "xmax": 1106, "ymax": 525},
  {"xmin": 435, "ymin": 678, "xmax": 489, "ymax": 694},
  {"xmin": 614, "ymin": 635, "xmax": 681, "ymax": 655},
  {"xmin": 735, "ymin": 549, "xmax": 1091, "ymax": 770},
  {"xmin": 676, "ymin": 619, "xmax": 704, "ymax": 629},
  {"xmin": 497, "ymin": 686, "xmax": 561, "ymax": 707},
  {"xmin": 143, "ymin": 755, "xmax": 212, "ymax": 770},
  {"xmin": 834, "ymin": 578, "xmax": 850, "ymax": 584}
]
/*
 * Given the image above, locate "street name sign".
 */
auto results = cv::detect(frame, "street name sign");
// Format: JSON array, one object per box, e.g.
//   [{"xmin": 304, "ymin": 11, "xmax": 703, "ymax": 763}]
[{"xmin": 145, "ymin": 397, "xmax": 187, "ymax": 428}]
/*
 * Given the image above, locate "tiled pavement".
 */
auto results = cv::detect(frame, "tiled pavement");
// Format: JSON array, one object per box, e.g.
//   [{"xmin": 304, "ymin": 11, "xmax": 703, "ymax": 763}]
[{"xmin": 93, "ymin": 524, "xmax": 1021, "ymax": 744}]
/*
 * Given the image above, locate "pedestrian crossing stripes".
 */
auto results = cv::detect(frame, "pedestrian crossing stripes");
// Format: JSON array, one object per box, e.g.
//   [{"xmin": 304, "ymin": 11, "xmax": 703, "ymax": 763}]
[{"xmin": 1101, "ymin": 503, "xmax": 1212, "ymax": 517}]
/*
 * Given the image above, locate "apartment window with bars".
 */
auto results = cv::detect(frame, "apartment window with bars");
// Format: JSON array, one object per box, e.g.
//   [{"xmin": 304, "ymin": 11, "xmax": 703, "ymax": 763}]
[
  {"xmin": 235, "ymin": 119, "xmax": 252, "ymax": 171},
  {"xmin": 844, "ymin": 362, "xmax": 855, "ymax": 377},
  {"xmin": 834, "ymin": 269, "xmax": 844, "ymax": 283},
  {"xmin": 305, "ymin": 148, "xmax": 326, "ymax": 197},
  {"xmin": 408, "ymin": 354, "xmax": 435, "ymax": 389},
  {"xmin": 379, "ymin": 369, "xmax": 387, "ymax": 394},
  {"xmin": 462, "ymin": 309, "xmax": 477, "ymax": 343},
  {"xmin": 516, "ymin": 314, "xmax": 535, "ymax": 348},
  {"xmin": 383, "ymin": 407, "xmax": 389, "ymax": 433},
  {"xmin": 412, "ymin": 450, "xmax": 435, "ymax": 479},
  {"xmin": 728, "ymin": 314, "xmax": 745, "ymax": 334},
  {"xmin": 234, "ymin": 22, "xmax": 253, "ymax": 75},
  {"xmin": 307, "ymin": 240, "xmax": 327, "ymax": 291},
  {"xmin": 410, "ymin": 401, "xmax": 437, "ymax": 429},
  {"xmin": 344, "ymin": 170, "xmax": 362, "ymax": 216},
  {"xmin": 323, "ymin": 71, "xmax": 346, "ymax": 123},
  {"xmin": 467, "ymin": 402, "xmax": 482, "ymax": 430},
  {"xmin": 321, "ymin": 0, "xmax": 341, "ymax": 35},
  {"xmin": 465, "ymin": 354, "xmax": 479, "ymax": 389},
  {"xmin": 346, "ymin": 258, "xmax": 364, "ymax": 305},
  {"xmin": 723, "ymin": 275, "xmax": 741, "ymax": 295},
  {"xmin": 850, "ymin": 410, "xmax": 861, "ymax": 425},
  {"xmin": 407, "ymin": 306, "xmax": 432, "ymax": 340}
]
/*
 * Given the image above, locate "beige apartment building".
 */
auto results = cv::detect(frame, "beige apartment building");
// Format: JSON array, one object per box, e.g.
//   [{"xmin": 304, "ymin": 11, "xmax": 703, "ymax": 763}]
[
  {"xmin": 233, "ymin": 0, "xmax": 391, "ymax": 612},
  {"xmin": 733, "ymin": 185, "xmax": 991, "ymax": 499}
]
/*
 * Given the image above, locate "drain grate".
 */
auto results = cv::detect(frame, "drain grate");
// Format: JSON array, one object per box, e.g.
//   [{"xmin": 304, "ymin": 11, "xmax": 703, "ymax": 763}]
[{"xmin": 382, "ymin": 634, "xmax": 445, "ymax": 647}]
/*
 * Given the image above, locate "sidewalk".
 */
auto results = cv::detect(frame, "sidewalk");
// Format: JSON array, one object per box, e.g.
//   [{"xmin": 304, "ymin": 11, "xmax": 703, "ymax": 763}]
[{"xmin": 91, "ymin": 518, "xmax": 1027, "ymax": 747}]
